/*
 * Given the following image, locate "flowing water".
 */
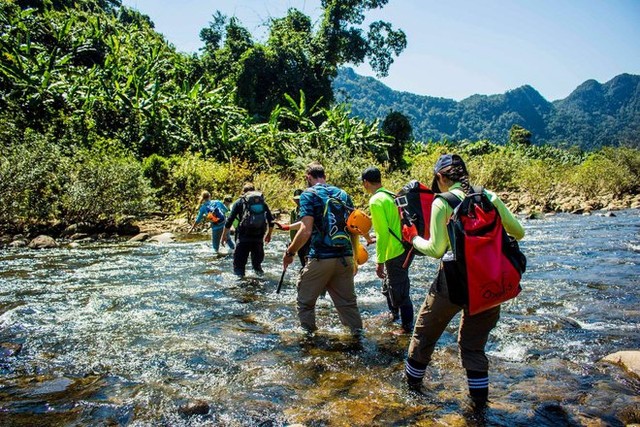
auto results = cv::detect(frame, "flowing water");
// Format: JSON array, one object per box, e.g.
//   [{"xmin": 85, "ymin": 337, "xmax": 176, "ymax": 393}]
[{"xmin": 1, "ymin": 210, "xmax": 639, "ymax": 426}]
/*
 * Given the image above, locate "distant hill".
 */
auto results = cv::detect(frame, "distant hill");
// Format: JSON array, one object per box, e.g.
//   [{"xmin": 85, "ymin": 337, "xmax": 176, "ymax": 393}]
[{"xmin": 332, "ymin": 68, "xmax": 640, "ymax": 149}]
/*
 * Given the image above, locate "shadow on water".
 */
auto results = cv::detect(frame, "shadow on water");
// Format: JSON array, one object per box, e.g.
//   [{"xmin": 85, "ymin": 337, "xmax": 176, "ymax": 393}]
[{"xmin": 0, "ymin": 210, "xmax": 639, "ymax": 425}]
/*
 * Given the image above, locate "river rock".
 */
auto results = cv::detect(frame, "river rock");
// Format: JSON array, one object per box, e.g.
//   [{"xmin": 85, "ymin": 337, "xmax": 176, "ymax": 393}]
[
  {"xmin": 28, "ymin": 235, "xmax": 58, "ymax": 249},
  {"xmin": 148, "ymin": 232, "xmax": 175, "ymax": 243},
  {"xmin": 618, "ymin": 404, "xmax": 640, "ymax": 425},
  {"xmin": 602, "ymin": 351, "xmax": 640, "ymax": 377},
  {"xmin": 70, "ymin": 233, "xmax": 90, "ymax": 241},
  {"xmin": 178, "ymin": 400, "xmax": 210, "ymax": 416},
  {"xmin": 62, "ymin": 222, "xmax": 96, "ymax": 236},
  {"xmin": 0, "ymin": 342, "xmax": 22, "ymax": 357},
  {"xmin": 128, "ymin": 233, "xmax": 150, "ymax": 242},
  {"xmin": 9, "ymin": 239, "xmax": 28, "ymax": 248}
]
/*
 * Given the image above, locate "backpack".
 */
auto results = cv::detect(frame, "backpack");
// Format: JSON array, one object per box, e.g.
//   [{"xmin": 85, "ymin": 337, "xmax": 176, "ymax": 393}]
[
  {"xmin": 239, "ymin": 191, "xmax": 267, "ymax": 236},
  {"xmin": 440, "ymin": 186, "xmax": 527, "ymax": 315},
  {"xmin": 308, "ymin": 185, "xmax": 352, "ymax": 250},
  {"xmin": 205, "ymin": 200, "xmax": 225, "ymax": 225},
  {"xmin": 383, "ymin": 180, "xmax": 435, "ymax": 255}
]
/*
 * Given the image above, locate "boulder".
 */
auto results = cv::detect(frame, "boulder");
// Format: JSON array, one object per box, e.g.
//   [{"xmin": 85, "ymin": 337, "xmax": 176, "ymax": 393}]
[
  {"xmin": 602, "ymin": 350, "xmax": 640, "ymax": 378},
  {"xmin": 128, "ymin": 233, "xmax": 150, "ymax": 242},
  {"xmin": 178, "ymin": 400, "xmax": 210, "ymax": 416},
  {"xmin": 28, "ymin": 235, "xmax": 58, "ymax": 249},
  {"xmin": 148, "ymin": 232, "xmax": 175, "ymax": 244}
]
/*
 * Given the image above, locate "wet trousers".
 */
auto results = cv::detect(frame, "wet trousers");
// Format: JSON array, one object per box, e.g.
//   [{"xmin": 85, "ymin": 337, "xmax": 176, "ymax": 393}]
[
  {"xmin": 233, "ymin": 240, "xmax": 264, "ymax": 277},
  {"xmin": 297, "ymin": 257, "xmax": 363, "ymax": 333}
]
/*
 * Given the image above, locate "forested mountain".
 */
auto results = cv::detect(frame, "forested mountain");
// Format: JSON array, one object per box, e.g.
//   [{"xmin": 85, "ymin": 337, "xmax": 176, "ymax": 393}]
[{"xmin": 333, "ymin": 68, "xmax": 640, "ymax": 149}]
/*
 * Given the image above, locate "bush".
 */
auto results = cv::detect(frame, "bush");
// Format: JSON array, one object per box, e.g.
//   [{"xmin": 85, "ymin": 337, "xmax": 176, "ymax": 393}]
[
  {"xmin": 62, "ymin": 149, "xmax": 155, "ymax": 223},
  {"xmin": 0, "ymin": 130, "xmax": 64, "ymax": 224}
]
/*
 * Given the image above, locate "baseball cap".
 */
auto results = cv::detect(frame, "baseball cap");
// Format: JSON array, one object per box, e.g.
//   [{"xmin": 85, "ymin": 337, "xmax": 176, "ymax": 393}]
[
  {"xmin": 434, "ymin": 154, "xmax": 466, "ymax": 173},
  {"xmin": 293, "ymin": 189, "xmax": 303, "ymax": 200}
]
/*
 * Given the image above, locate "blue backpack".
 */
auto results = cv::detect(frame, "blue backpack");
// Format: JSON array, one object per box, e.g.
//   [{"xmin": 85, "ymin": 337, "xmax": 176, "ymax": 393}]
[
  {"xmin": 205, "ymin": 200, "xmax": 225, "ymax": 225},
  {"xmin": 308, "ymin": 186, "xmax": 352, "ymax": 249}
]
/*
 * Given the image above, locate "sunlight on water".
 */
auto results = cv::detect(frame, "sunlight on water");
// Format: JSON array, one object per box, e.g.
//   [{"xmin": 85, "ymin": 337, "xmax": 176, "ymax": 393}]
[{"xmin": 0, "ymin": 210, "xmax": 639, "ymax": 425}]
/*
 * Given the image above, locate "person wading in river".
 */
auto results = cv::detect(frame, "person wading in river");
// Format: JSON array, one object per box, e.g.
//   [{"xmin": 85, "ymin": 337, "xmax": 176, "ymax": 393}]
[
  {"xmin": 282, "ymin": 162, "xmax": 364, "ymax": 336},
  {"xmin": 402, "ymin": 154, "xmax": 525, "ymax": 407},
  {"xmin": 221, "ymin": 183, "xmax": 275, "ymax": 278},
  {"xmin": 361, "ymin": 166, "xmax": 415, "ymax": 334}
]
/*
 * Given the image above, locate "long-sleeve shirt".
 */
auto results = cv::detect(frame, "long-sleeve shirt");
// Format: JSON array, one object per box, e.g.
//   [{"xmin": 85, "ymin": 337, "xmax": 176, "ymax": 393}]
[
  {"xmin": 195, "ymin": 200, "xmax": 226, "ymax": 230},
  {"xmin": 369, "ymin": 187, "xmax": 405, "ymax": 264},
  {"xmin": 413, "ymin": 183, "xmax": 525, "ymax": 259}
]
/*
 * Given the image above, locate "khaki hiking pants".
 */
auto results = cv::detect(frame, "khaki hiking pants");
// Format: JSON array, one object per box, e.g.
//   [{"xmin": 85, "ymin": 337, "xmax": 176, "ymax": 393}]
[
  {"xmin": 297, "ymin": 257, "xmax": 363, "ymax": 333},
  {"xmin": 408, "ymin": 270, "xmax": 500, "ymax": 372}
]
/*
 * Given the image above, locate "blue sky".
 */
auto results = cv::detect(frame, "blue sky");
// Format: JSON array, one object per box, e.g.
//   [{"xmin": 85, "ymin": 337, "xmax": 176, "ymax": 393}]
[{"xmin": 121, "ymin": 0, "xmax": 640, "ymax": 101}]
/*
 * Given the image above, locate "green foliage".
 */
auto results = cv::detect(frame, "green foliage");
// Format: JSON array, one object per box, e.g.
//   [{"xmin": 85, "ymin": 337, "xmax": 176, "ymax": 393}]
[
  {"xmin": 381, "ymin": 110, "xmax": 412, "ymax": 171},
  {"xmin": 508, "ymin": 124, "xmax": 532, "ymax": 146}
]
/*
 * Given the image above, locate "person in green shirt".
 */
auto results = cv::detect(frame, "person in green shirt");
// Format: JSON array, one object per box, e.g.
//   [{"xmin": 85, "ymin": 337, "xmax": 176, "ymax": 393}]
[
  {"xmin": 401, "ymin": 154, "xmax": 525, "ymax": 407},
  {"xmin": 362, "ymin": 167, "xmax": 415, "ymax": 334}
]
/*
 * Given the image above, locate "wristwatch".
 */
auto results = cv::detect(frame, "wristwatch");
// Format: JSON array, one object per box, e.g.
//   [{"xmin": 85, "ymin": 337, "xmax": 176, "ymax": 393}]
[{"xmin": 285, "ymin": 250, "xmax": 296, "ymax": 257}]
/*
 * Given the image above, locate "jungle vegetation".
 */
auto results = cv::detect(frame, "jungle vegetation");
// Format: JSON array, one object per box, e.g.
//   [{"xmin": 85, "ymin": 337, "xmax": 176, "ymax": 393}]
[{"xmin": 1, "ymin": 0, "xmax": 638, "ymax": 232}]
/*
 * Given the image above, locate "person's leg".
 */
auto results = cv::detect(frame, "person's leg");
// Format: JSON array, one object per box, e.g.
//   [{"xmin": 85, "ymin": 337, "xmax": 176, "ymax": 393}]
[
  {"xmin": 210, "ymin": 226, "xmax": 222, "ymax": 252},
  {"xmin": 386, "ymin": 251, "xmax": 413, "ymax": 332},
  {"xmin": 233, "ymin": 241, "xmax": 250, "ymax": 277},
  {"xmin": 381, "ymin": 279, "xmax": 399, "ymax": 321},
  {"xmin": 406, "ymin": 272, "xmax": 460, "ymax": 386},
  {"xmin": 226, "ymin": 232, "xmax": 235, "ymax": 250},
  {"xmin": 459, "ymin": 305, "xmax": 500, "ymax": 404},
  {"xmin": 326, "ymin": 257, "xmax": 363, "ymax": 334},
  {"xmin": 296, "ymin": 258, "xmax": 331, "ymax": 332},
  {"xmin": 250, "ymin": 241, "xmax": 265, "ymax": 274}
]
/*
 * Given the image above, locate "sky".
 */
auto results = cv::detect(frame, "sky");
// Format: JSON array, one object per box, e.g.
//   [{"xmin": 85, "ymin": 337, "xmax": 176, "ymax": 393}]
[{"xmin": 120, "ymin": 0, "xmax": 640, "ymax": 101}]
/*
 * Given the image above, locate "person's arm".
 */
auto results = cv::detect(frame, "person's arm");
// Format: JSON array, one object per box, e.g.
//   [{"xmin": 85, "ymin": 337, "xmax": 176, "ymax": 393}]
[
  {"xmin": 486, "ymin": 190, "xmax": 525, "ymax": 240},
  {"xmin": 189, "ymin": 204, "xmax": 207, "ymax": 232},
  {"xmin": 411, "ymin": 197, "xmax": 451, "ymax": 259},
  {"xmin": 221, "ymin": 201, "xmax": 241, "ymax": 245},
  {"xmin": 283, "ymin": 215, "xmax": 313, "ymax": 268},
  {"xmin": 263, "ymin": 203, "xmax": 275, "ymax": 243}
]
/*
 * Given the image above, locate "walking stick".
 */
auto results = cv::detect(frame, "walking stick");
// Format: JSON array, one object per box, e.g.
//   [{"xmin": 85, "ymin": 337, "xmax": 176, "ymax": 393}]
[{"xmin": 276, "ymin": 266, "xmax": 287, "ymax": 294}]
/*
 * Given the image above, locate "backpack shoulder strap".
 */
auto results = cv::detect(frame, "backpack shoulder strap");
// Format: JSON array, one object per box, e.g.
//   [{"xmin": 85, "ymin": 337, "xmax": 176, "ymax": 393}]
[{"xmin": 438, "ymin": 191, "xmax": 462, "ymax": 210}]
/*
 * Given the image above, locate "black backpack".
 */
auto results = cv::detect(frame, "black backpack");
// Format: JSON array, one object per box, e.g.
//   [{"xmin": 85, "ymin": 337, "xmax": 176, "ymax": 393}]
[
  {"xmin": 383, "ymin": 180, "xmax": 435, "ymax": 255},
  {"xmin": 439, "ymin": 186, "xmax": 526, "ymax": 315},
  {"xmin": 239, "ymin": 191, "xmax": 267, "ymax": 236}
]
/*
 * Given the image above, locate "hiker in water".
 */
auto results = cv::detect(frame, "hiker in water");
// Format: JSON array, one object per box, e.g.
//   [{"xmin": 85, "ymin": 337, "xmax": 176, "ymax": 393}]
[
  {"xmin": 221, "ymin": 183, "xmax": 274, "ymax": 278},
  {"xmin": 190, "ymin": 191, "xmax": 228, "ymax": 254},
  {"xmin": 402, "ymin": 154, "xmax": 525, "ymax": 407},
  {"xmin": 362, "ymin": 166, "xmax": 415, "ymax": 334},
  {"xmin": 282, "ymin": 162, "xmax": 363, "ymax": 336},
  {"xmin": 275, "ymin": 189, "xmax": 311, "ymax": 267}
]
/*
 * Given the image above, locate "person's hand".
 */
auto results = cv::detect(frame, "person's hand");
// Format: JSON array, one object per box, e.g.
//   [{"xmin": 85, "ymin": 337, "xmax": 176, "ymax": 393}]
[
  {"xmin": 376, "ymin": 263, "xmax": 386, "ymax": 279},
  {"xmin": 365, "ymin": 234, "xmax": 375, "ymax": 245},
  {"xmin": 402, "ymin": 223, "xmax": 418, "ymax": 243},
  {"xmin": 274, "ymin": 222, "xmax": 290, "ymax": 231},
  {"xmin": 283, "ymin": 250, "xmax": 294, "ymax": 268},
  {"xmin": 264, "ymin": 233, "xmax": 272, "ymax": 244}
]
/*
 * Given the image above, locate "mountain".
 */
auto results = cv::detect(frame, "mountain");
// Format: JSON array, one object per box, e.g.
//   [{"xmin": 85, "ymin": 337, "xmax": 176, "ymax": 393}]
[{"xmin": 332, "ymin": 68, "xmax": 640, "ymax": 149}]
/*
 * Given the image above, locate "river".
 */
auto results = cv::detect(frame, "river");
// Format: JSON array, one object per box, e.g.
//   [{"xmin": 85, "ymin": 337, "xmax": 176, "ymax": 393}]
[{"xmin": 1, "ymin": 210, "xmax": 639, "ymax": 426}]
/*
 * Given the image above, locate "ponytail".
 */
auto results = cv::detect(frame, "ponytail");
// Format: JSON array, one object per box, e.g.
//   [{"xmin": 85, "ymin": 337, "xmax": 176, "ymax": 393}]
[{"xmin": 441, "ymin": 165, "xmax": 471, "ymax": 195}]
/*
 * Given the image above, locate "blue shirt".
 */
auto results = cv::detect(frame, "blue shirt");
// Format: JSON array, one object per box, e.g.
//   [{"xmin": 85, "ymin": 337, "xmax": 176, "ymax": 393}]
[{"xmin": 299, "ymin": 183, "xmax": 354, "ymax": 259}]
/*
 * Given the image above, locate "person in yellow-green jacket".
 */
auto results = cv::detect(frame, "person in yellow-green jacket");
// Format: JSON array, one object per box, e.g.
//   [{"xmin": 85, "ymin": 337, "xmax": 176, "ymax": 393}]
[
  {"xmin": 401, "ymin": 154, "xmax": 525, "ymax": 407},
  {"xmin": 362, "ymin": 166, "xmax": 415, "ymax": 334}
]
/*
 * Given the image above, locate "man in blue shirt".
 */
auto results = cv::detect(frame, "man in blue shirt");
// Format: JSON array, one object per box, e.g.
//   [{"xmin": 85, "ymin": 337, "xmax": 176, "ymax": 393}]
[{"xmin": 282, "ymin": 162, "xmax": 363, "ymax": 336}]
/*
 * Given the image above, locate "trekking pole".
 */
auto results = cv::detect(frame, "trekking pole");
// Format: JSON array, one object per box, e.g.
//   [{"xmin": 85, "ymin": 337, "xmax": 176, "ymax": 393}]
[{"xmin": 276, "ymin": 266, "xmax": 288, "ymax": 294}]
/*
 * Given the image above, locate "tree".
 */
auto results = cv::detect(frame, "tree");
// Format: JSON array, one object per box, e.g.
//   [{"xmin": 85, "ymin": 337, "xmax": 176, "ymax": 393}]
[
  {"xmin": 199, "ymin": 1, "xmax": 406, "ymax": 120},
  {"xmin": 381, "ymin": 110, "xmax": 412, "ymax": 170},
  {"xmin": 509, "ymin": 124, "xmax": 532, "ymax": 146}
]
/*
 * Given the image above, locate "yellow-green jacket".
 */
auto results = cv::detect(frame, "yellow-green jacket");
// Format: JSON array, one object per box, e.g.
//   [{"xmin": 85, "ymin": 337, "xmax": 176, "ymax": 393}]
[{"xmin": 369, "ymin": 187, "xmax": 405, "ymax": 264}]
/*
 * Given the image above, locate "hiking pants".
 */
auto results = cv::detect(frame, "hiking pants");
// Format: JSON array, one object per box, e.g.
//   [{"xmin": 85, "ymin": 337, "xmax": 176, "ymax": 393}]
[
  {"xmin": 383, "ymin": 249, "xmax": 414, "ymax": 331},
  {"xmin": 408, "ymin": 269, "xmax": 500, "ymax": 372},
  {"xmin": 211, "ymin": 225, "xmax": 234, "ymax": 252},
  {"xmin": 233, "ymin": 240, "xmax": 264, "ymax": 276},
  {"xmin": 297, "ymin": 257, "xmax": 363, "ymax": 333}
]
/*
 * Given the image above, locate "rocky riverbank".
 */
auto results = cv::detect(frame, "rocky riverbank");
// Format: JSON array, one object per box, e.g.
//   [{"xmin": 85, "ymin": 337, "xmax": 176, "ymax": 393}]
[{"xmin": 1, "ymin": 192, "xmax": 639, "ymax": 249}]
